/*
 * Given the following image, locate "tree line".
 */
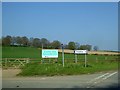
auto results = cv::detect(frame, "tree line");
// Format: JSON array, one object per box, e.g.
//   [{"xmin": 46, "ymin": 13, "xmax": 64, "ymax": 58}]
[{"xmin": 2, "ymin": 35, "xmax": 99, "ymax": 51}]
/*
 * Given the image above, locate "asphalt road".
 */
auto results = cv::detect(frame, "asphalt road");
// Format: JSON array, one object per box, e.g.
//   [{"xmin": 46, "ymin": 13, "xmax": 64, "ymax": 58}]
[{"xmin": 2, "ymin": 70, "xmax": 119, "ymax": 88}]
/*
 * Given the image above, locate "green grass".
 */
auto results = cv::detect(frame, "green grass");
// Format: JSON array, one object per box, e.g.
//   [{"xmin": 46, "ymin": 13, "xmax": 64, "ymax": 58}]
[
  {"xmin": 2, "ymin": 46, "xmax": 119, "ymax": 76},
  {"xmin": 18, "ymin": 62, "xmax": 118, "ymax": 76},
  {"xmin": 2, "ymin": 46, "xmax": 41, "ymax": 58}
]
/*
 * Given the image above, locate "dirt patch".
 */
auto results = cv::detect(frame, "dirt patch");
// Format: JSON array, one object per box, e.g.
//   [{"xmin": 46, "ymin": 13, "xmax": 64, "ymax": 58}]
[{"xmin": 2, "ymin": 69, "xmax": 21, "ymax": 78}]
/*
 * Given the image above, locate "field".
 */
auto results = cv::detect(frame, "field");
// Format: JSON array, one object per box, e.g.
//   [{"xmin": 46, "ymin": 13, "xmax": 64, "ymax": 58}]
[
  {"xmin": 2, "ymin": 47, "xmax": 118, "ymax": 60},
  {"xmin": 2, "ymin": 46, "xmax": 119, "ymax": 76},
  {"xmin": 58, "ymin": 49, "xmax": 119, "ymax": 55}
]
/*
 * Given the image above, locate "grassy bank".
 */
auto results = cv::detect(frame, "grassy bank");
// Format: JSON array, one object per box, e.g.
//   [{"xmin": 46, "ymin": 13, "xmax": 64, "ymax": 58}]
[{"xmin": 18, "ymin": 62, "xmax": 118, "ymax": 76}]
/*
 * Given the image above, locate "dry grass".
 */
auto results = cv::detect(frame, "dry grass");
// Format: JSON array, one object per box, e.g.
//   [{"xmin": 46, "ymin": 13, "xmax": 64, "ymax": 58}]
[{"xmin": 57, "ymin": 49, "xmax": 119, "ymax": 55}]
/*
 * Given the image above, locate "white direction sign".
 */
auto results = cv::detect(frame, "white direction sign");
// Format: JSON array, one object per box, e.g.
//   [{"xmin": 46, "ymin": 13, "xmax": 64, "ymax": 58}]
[
  {"xmin": 42, "ymin": 49, "xmax": 58, "ymax": 58},
  {"xmin": 74, "ymin": 50, "xmax": 88, "ymax": 54}
]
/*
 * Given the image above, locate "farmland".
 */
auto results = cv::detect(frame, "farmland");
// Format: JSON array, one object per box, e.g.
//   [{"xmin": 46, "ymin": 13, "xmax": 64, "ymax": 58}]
[
  {"xmin": 2, "ymin": 46, "xmax": 119, "ymax": 76},
  {"xmin": 2, "ymin": 46, "xmax": 119, "ymax": 60}
]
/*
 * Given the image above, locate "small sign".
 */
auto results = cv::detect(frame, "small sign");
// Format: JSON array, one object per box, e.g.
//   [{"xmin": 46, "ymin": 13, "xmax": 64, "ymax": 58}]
[
  {"xmin": 42, "ymin": 49, "xmax": 58, "ymax": 58},
  {"xmin": 74, "ymin": 50, "xmax": 88, "ymax": 54}
]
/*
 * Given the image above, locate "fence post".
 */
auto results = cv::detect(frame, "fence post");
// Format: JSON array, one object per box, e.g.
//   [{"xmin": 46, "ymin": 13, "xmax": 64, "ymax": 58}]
[
  {"xmin": 96, "ymin": 57, "xmax": 98, "ymax": 60},
  {"xmin": 49, "ymin": 59, "xmax": 50, "ymax": 63},
  {"xmin": 26, "ymin": 58, "xmax": 29, "ymax": 64},
  {"xmin": 105, "ymin": 57, "xmax": 107, "ymax": 60},
  {"xmin": 96, "ymin": 57, "xmax": 98, "ymax": 63},
  {"xmin": 5, "ymin": 58, "xmax": 7, "ymax": 68}
]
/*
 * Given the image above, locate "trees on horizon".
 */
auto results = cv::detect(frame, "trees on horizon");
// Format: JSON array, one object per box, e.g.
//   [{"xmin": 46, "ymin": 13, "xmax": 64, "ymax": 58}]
[{"xmin": 2, "ymin": 35, "xmax": 94, "ymax": 51}]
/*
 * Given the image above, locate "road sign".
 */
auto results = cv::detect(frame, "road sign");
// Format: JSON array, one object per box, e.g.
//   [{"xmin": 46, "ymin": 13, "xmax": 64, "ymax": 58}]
[
  {"xmin": 42, "ymin": 49, "xmax": 58, "ymax": 58},
  {"xmin": 74, "ymin": 50, "xmax": 88, "ymax": 54},
  {"xmin": 74, "ymin": 50, "xmax": 87, "ymax": 67}
]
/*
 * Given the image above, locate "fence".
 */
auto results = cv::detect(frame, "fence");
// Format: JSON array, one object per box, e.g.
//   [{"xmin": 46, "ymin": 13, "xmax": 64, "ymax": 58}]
[
  {"xmin": 2, "ymin": 58, "xmax": 30, "ymax": 69},
  {"xmin": 1, "ymin": 55, "xmax": 119, "ymax": 69}
]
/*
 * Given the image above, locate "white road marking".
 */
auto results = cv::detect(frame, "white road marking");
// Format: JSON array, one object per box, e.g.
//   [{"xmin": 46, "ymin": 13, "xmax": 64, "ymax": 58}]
[
  {"xmin": 87, "ymin": 73, "xmax": 109, "ymax": 83},
  {"xmin": 86, "ymin": 72, "xmax": 118, "ymax": 88},
  {"xmin": 102, "ymin": 72, "xmax": 117, "ymax": 80},
  {"xmin": 92, "ymin": 72, "xmax": 118, "ymax": 84}
]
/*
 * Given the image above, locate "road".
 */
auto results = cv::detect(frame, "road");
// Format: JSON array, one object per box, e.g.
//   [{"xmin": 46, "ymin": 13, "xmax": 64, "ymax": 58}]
[{"xmin": 2, "ymin": 70, "xmax": 119, "ymax": 89}]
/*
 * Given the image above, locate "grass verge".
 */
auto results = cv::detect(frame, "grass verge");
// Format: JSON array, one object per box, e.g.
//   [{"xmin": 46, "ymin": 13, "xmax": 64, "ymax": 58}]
[{"xmin": 18, "ymin": 61, "xmax": 118, "ymax": 76}]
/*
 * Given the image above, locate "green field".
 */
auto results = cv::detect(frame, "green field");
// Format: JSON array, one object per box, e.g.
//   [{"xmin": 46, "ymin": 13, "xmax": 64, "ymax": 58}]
[
  {"xmin": 2, "ymin": 46, "xmax": 119, "ymax": 76},
  {"xmin": 2, "ymin": 46, "xmax": 118, "ymax": 60},
  {"xmin": 2, "ymin": 46, "xmax": 41, "ymax": 58}
]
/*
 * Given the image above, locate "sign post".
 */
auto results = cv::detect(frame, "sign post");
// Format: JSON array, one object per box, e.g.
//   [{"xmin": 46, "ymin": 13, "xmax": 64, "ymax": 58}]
[
  {"xmin": 74, "ymin": 50, "xmax": 88, "ymax": 67},
  {"xmin": 41, "ymin": 43, "xmax": 43, "ymax": 64},
  {"xmin": 75, "ymin": 54, "xmax": 77, "ymax": 63},
  {"xmin": 85, "ymin": 53, "xmax": 87, "ymax": 67},
  {"xmin": 61, "ymin": 44, "xmax": 64, "ymax": 67}
]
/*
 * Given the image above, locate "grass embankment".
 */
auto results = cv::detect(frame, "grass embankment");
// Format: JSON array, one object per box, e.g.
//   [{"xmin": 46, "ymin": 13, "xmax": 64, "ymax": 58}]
[
  {"xmin": 18, "ymin": 62, "xmax": 118, "ymax": 76},
  {"xmin": 2, "ymin": 46, "xmax": 119, "ymax": 76}
]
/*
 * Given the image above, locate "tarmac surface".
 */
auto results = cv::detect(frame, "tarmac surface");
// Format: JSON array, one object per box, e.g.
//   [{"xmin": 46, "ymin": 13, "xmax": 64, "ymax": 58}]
[{"xmin": 2, "ymin": 69, "xmax": 119, "ymax": 88}]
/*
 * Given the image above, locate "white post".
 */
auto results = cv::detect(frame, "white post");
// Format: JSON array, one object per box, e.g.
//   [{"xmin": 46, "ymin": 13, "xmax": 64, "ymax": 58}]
[
  {"xmin": 61, "ymin": 44, "xmax": 64, "ymax": 67},
  {"xmin": 75, "ymin": 54, "xmax": 77, "ymax": 63},
  {"xmin": 62, "ymin": 48, "xmax": 64, "ymax": 67}
]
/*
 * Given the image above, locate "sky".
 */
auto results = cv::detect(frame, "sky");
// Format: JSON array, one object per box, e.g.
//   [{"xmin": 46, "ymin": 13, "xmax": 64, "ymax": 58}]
[
  {"xmin": 2, "ymin": 2, "xmax": 118, "ymax": 51},
  {"xmin": 0, "ymin": 2, "xmax": 1, "ymax": 38},
  {"xmin": 2, "ymin": 0, "xmax": 120, "ymax": 2}
]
